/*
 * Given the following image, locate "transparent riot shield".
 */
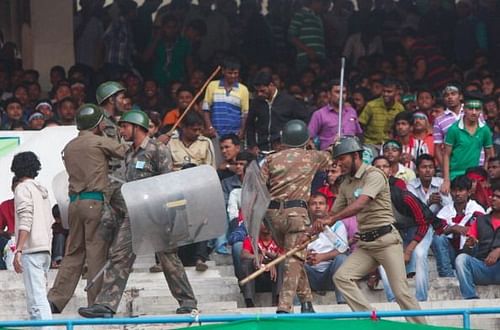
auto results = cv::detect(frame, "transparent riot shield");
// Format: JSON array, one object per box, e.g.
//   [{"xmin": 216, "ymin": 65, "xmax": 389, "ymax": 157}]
[
  {"xmin": 52, "ymin": 171, "xmax": 70, "ymax": 229},
  {"xmin": 241, "ymin": 161, "xmax": 271, "ymax": 264},
  {"xmin": 121, "ymin": 165, "xmax": 227, "ymax": 255}
]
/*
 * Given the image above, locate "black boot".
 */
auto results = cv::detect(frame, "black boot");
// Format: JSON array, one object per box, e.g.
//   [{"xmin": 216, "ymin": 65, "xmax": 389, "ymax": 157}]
[
  {"xmin": 176, "ymin": 306, "xmax": 198, "ymax": 314},
  {"xmin": 49, "ymin": 301, "xmax": 61, "ymax": 314},
  {"xmin": 300, "ymin": 302, "xmax": 315, "ymax": 313},
  {"xmin": 78, "ymin": 304, "xmax": 114, "ymax": 318}
]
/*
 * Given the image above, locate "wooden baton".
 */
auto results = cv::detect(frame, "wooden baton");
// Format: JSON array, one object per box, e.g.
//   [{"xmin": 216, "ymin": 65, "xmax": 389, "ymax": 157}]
[
  {"xmin": 167, "ymin": 65, "xmax": 222, "ymax": 135},
  {"xmin": 239, "ymin": 235, "xmax": 317, "ymax": 286}
]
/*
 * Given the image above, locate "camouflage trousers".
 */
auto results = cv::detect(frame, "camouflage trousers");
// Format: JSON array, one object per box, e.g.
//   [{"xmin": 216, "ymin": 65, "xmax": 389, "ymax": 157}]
[
  {"xmin": 95, "ymin": 188, "xmax": 196, "ymax": 312},
  {"xmin": 266, "ymin": 207, "xmax": 312, "ymax": 312}
]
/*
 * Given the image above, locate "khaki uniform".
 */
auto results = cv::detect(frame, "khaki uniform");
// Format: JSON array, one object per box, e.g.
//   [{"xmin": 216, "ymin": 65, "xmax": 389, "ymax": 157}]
[
  {"xmin": 94, "ymin": 136, "xmax": 197, "ymax": 312},
  {"xmin": 167, "ymin": 135, "xmax": 216, "ymax": 171},
  {"xmin": 332, "ymin": 163, "xmax": 425, "ymax": 324},
  {"xmin": 261, "ymin": 148, "xmax": 329, "ymax": 312},
  {"xmin": 48, "ymin": 130, "xmax": 127, "ymax": 311}
]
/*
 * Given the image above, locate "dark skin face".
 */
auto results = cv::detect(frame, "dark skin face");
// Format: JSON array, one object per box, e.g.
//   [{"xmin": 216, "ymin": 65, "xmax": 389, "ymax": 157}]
[
  {"xmin": 451, "ymin": 187, "xmax": 470, "ymax": 206},
  {"xmin": 382, "ymin": 84, "xmax": 397, "ymax": 107},
  {"xmin": 309, "ymin": 196, "xmax": 328, "ymax": 220},
  {"xmin": 181, "ymin": 124, "xmax": 203, "ymax": 143},
  {"xmin": 383, "ymin": 146, "xmax": 401, "ymax": 164},
  {"xmin": 488, "ymin": 160, "xmax": 500, "ymax": 180}
]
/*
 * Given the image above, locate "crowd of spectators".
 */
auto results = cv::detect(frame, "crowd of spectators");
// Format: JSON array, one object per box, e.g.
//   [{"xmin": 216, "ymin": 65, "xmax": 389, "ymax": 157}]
[{"xmin": 1, "ymin": 0, "xmax": 500, "ymax": 307}]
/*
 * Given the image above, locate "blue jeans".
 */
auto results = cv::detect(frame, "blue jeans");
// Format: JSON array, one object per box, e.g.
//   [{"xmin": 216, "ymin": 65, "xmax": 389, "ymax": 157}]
[
  {"xmin": 431, "ymin": 234, "xmax": 456, "ymax": 277},
  {"xmin": 304, "ymin": 254, "xmax": 347, "ymax": 303},
  {"xmin": 455, "ymin": 253, "xmax": 500, "ymax": 299},
  {"xmin": 380, "ymin": 227, "xmax": 434, "ymax": 302},
  {"xmin": 22, "ymin": 252, "xmax": 52, "ymax": 322}
]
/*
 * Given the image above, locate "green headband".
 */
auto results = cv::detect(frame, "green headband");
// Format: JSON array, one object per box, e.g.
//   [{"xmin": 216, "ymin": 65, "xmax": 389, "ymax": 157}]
[
  {"xmin": 382, "ymin": 141, "xmax": 402, "ymax": 150},
  {"xmin": 464, "ymin": 99, "xmax": 483, "ymax": 109}
]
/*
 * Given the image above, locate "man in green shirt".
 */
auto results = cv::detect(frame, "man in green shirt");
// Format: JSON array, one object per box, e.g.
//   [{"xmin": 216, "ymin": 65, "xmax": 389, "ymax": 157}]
[
  {"xmin": 442, "ymin": 97, "xmax": 494, "ymax": 193},
  {"xmin": 359, "ymin": 79, "xmax": 404, "ymax": 147}
]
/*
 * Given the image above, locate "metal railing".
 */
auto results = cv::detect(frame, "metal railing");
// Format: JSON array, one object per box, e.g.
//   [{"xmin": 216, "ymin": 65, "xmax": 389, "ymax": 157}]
[{"xmin": 0, "ymin": 307, "xmax": 499, "ymax": 329}]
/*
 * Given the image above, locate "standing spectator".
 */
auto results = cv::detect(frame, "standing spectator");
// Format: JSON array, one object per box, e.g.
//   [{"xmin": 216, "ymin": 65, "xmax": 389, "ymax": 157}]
[
  {"xmin": 432, "ymin": 176, "xmax": 485, "ymax": 278},
  {"xmin": 350, "ymin": 87, "xmax": 370, "ymax": 115},
  {"xmin": 309, "ymin": 79, "xmax": 363, "ymax": 150},
  {"xmin": 442, "ymin": 97, "xmax": 494, "ymax": 193},
  {"xmin": 342, "ymin": 24, "xmax": 383, "ymax": 67},
  {"xmin": 412, "ymin": 112, "xmax": 435, "ymax": 157},
  {"xmin": 138, "ymin": 79, "xmax": 166, "ymax": 115},
  {"xmin": 415, "ymin": 88, "xmax": 435, "ymax": 117},
  {"xmin": 74, "ymin": 0, "xmax": 104, "ymax": 71},
  {"xmin": 483, "ymin": 95, "xmax": 498, "ymax": 130},
  {"xmin": 305, "ymin": 192, "xmax": 348, "ymax": 303},
  {"xmin": 400, "ymin": 28, "xmax": 452, "ymax": 91},
  {"xmin": 48, "ymin": 66, "xmax": 66, "ymax": 99},
  {"xmin": 288, "ymin": 0, "xmax": 326, "ymax": 70},
  {"xmin": 246, "ymin": 71, "xmax": 308, "ymax": 153},
  {"xmin": 359, "ymin": 78, "xmax": 404, "ymax": 147},
  {"xmin": 382, "ymin": 140, "xmax": 416, "ymax": 184},
  {"xmin": 433, "ymin": 84, "xmax": 464, "ymax": 167},
  {"xmin": 0, "ymin": 177, "xmax": 19, "ymax": 270},
  {"xmin": 11, "ymin": 152, "xmax": 53, "ymax": 322},
  {"xmin": 102, "ymin": 0, "xmax": 137, "ymax": 78},
  {"xmin": 455, "ymin": 184, "xmax": 500, "ymax": 299},
  {"xmin": 143, "ymin": 15, "xmax": 193, "ymax": 88},
  {"xmin": 203, "ymin": 58, "xmax": 249, "ymax": 139}
]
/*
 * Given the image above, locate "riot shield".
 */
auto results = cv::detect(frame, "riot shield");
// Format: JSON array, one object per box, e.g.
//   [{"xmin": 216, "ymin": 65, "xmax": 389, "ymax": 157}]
[
  {"xmin": 52, "ymin": 171, "xmax": 70, "ymax": 229},
  {"xmin": 121, "ymin": 165, "xmax": 227, "ymax": 255},
  {"xmin": 241, "ymin": 161, "xmax": 271, "ymax": 265}
]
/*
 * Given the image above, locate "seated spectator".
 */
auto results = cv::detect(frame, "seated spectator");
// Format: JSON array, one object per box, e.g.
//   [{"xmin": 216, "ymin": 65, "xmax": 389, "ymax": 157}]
[
  {"xmin": 34, "ymin": 99, "xmax": 54, "ymax": 120},
  {"xmin": 465, "ymin": 167, "xmax": 492, "ymax": 209},
  {"xmin": 0, "ymin": 177, "xmax": 19, "ymax": 270},
  {"xmin": 217, "ymin": 134, "xmax": 241, "ymax": 180},
  {"xmin": 1, "ymin": 97, "xmax": 25, "ymax": 129},
  {"xmin": 51, "ymin": 205, "xmax": 68, "ymax": 269},
  {"xmin": 161, "ymin": 85, "xmax": 197, "ymax": 130},
  {"xmin": 432, "ymin": 176, "xmax": 485, "ymax": 278},
  {"xmin": 70, "ymin": 81, "xmax": 87, "ymax": 107},
  {"xmin": 374, "ymin": 156, "xmax": 436, "ymax": 302},
  {"xmin": 382, "ymin": 140, "xmax": 416, "ymax": 184},
  {"xmin": 411, "ymin": 111, "xmax": 434, "ymax": 157},
  {"xmin": 138, "ymin": 79, "xmax": 166, "ymax": 115},
  {"xmin": 27, "ymin": 112, "xmax": 45, "ymax": 130},
  {"xmin": 488, "ymin": 157, "xmax": 500, "ymax": 187},
  {"xmin": 305, "ymin": 192, "xmax": 348, "ymax": 303},
  {"xmin": 455, "ymin": 184, "xmax": 500, "ymax": 299},
  {"xmin": 56, "ymin": 96, "xmax": 77, "ymax": 125},
  {"xmin": 147, "ymin": 111, "xmax": 162, "ymax": 138},
  {"xmin": 240, "ymin": 223, "xmax": 284, "ymax": 307}
]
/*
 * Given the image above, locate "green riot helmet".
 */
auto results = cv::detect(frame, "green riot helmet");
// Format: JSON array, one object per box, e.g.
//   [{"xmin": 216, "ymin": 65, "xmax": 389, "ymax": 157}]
[
  {"xmin": 281, "ymin": 119, "xmax": 309, "ymax": 147},
  {"xmin": 332, "ymin": 136, "xmax": 364, "ymax": 159},
  {"xmin": 118, "ymin": 110, "xmax": 149, "ymax": 131},
  {"xmin": 75, "ymin": 103, "xmax": 104, "ymax": 130},
  {"xmin": 96, "ymin": 81, "xmax": 126, "ymax": 105}
]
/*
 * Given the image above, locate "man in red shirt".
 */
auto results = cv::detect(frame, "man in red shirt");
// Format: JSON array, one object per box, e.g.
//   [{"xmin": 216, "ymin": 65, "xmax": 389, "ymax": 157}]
[
  {"xmin": 240, "ymin": 224, "xmax": 284, "ymax": 308},
  {"xmin": 455, "ymin": 184, "xmax": 500, "ymax": 299},
  {"xmin": 0, "ymin": 177, "xmax": 19, "ymax": 269}
]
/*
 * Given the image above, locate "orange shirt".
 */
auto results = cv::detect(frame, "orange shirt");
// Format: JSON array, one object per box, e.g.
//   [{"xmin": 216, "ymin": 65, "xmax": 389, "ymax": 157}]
[{"xmin": 162, "ymin": 108, "xmax": 180, "ymax": 127}]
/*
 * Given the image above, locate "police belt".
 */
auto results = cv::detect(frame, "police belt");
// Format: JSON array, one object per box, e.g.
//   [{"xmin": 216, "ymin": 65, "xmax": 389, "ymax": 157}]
[
  {"xmin": 359, "ymin": 224, "xmax": 393, "ymax": 242},
  {"xmin": 268, "ymin": 199, "xmax": 308, "ymax": 210},
  {"xmin": 69, "ymin": 191, "xmax": 104, "ymax": 203}
]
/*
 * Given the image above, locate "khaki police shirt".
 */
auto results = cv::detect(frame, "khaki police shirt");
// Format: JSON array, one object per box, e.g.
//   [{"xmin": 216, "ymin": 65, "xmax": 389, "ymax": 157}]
[
  {"xmin": 261, "ymin": 148, "xmax": 330, "ymax": 201},
  {"xmin": 63, "ymin": 130, "xmax": 127, "ymax": 195},
  {"xmin": 167, "ymin": 135, "xmax": 216, "ymax": 171},
  {"xmin": 332, "ymin": 163, "xmax": 394, "ymax": 232}
]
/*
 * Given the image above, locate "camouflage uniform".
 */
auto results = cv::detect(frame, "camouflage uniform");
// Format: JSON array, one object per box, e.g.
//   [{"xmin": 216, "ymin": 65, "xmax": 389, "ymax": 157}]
[
  {"xmin": 260, "ymin": 148, "xmax": 330, "ymax": 312},
  {"xmin": 94, "ymin": 136, "xmax": 197, "ymax": 312}
]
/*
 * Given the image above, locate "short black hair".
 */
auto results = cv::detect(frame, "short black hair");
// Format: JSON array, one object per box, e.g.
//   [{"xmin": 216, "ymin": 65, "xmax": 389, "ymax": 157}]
[
  {"xmin": 236, "ymin": 151, "xmax": 256, "ymax": 162},
  {"xmin": 176, "ymin": 85, "xmax": 195, "ymax": 97},
  {"xmin": 372, "ymin": 155, "xmax": 390, "ymax": 165},
  {"xmin": 310, "ymin": 191, "xmax": 328, "ymax": 202},
  {"xmin": 11, "ymin": 151, "xmax": 41, "ymax": 179},
  {"xmin": 416, "ymin": 154, "xmax": 435, "ymax": 168},
  {"xmin": 222, "ymin": 57, "xmax": 241, "ymax": 70},
  {"xmin": 52, "ymin": 204, "xmax": 60, "ymax": 219},
  {"xmin": 4, "ymin": 97, "xmax": 22, "ymax": 109},
  {"xmin": 50, "ymin": 65, "xmax": 66, "ymax": 77},
  {"xmin": 394, "ymin": 111, "xmax": 414, "ymax": 125},
  {"xmin": 220, "ymin": 133, "xmax": 240, "ymax": 146},
  {"xmin": 186, "ymin": 19, "xmax": 207, "ymax": 37},
  {"xmin": 451, "ymin": 175, "xmax": 472, "ymax": 191},
  {"xmin": 181, "ymin": 111, "xmax": 204, "ymax": 127},
  {"xmin": 58, "ymin": 96, "xmax": 77, "ymax": 108},
  {"xmin": 416, "ymin": 88, "xmax": 434, "ymax": 99},
  {"xmin": 253, "ymin": 71, "xmax": 273, "ymax": 87},
  {"xmin": 382, "ymin": 77, "xmax": 400, "ymax": 88},
  {"xmin": 489, "ymin": 156, "xmax": 500, "ymax": 164}
]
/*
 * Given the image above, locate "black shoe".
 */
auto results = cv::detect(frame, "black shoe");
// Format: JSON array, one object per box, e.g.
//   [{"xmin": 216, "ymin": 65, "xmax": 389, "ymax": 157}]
[
  {"xmin": 245, "ymin": 299, "xmax": 255, "ymax": 308},
  {"xmin": 176, "ymin": 306, "xmax": 198, "ymax": 314},
  {"xmin": 300, "ymin": 302, "xmax": 315, "ymax": 313},
  {"xmin": 276, "ymin": 310, "xmax": 289, "ymax": 314},
  {"xmin": 49, "ymin": 301, "xmax": 61, "ymax": 314},
  {"xmin": 78, "ymin": 304, "xmax": 114, "ymax": 318}
]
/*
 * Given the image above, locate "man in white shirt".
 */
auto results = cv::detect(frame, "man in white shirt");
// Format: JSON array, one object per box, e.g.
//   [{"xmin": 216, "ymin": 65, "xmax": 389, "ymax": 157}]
[{"xmin": 305, "ymin": 192, "xmax": 348, "ymax": 303}]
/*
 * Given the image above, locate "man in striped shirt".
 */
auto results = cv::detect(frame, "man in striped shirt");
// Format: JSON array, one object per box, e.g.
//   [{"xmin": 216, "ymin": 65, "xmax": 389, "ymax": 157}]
[
  {"xmin": 203, "ymin": 58, "xmax": 249, "ymax": 139},
  {"xmin": 288, "ymin": 0, "xmax": 326, "ymax": 70}
]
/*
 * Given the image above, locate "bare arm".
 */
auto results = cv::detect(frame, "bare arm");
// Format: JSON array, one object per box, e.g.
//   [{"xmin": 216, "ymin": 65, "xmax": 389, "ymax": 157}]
[{"xmin": 441, "ymin": 144, "xmax": 452, "ymax": 194}]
